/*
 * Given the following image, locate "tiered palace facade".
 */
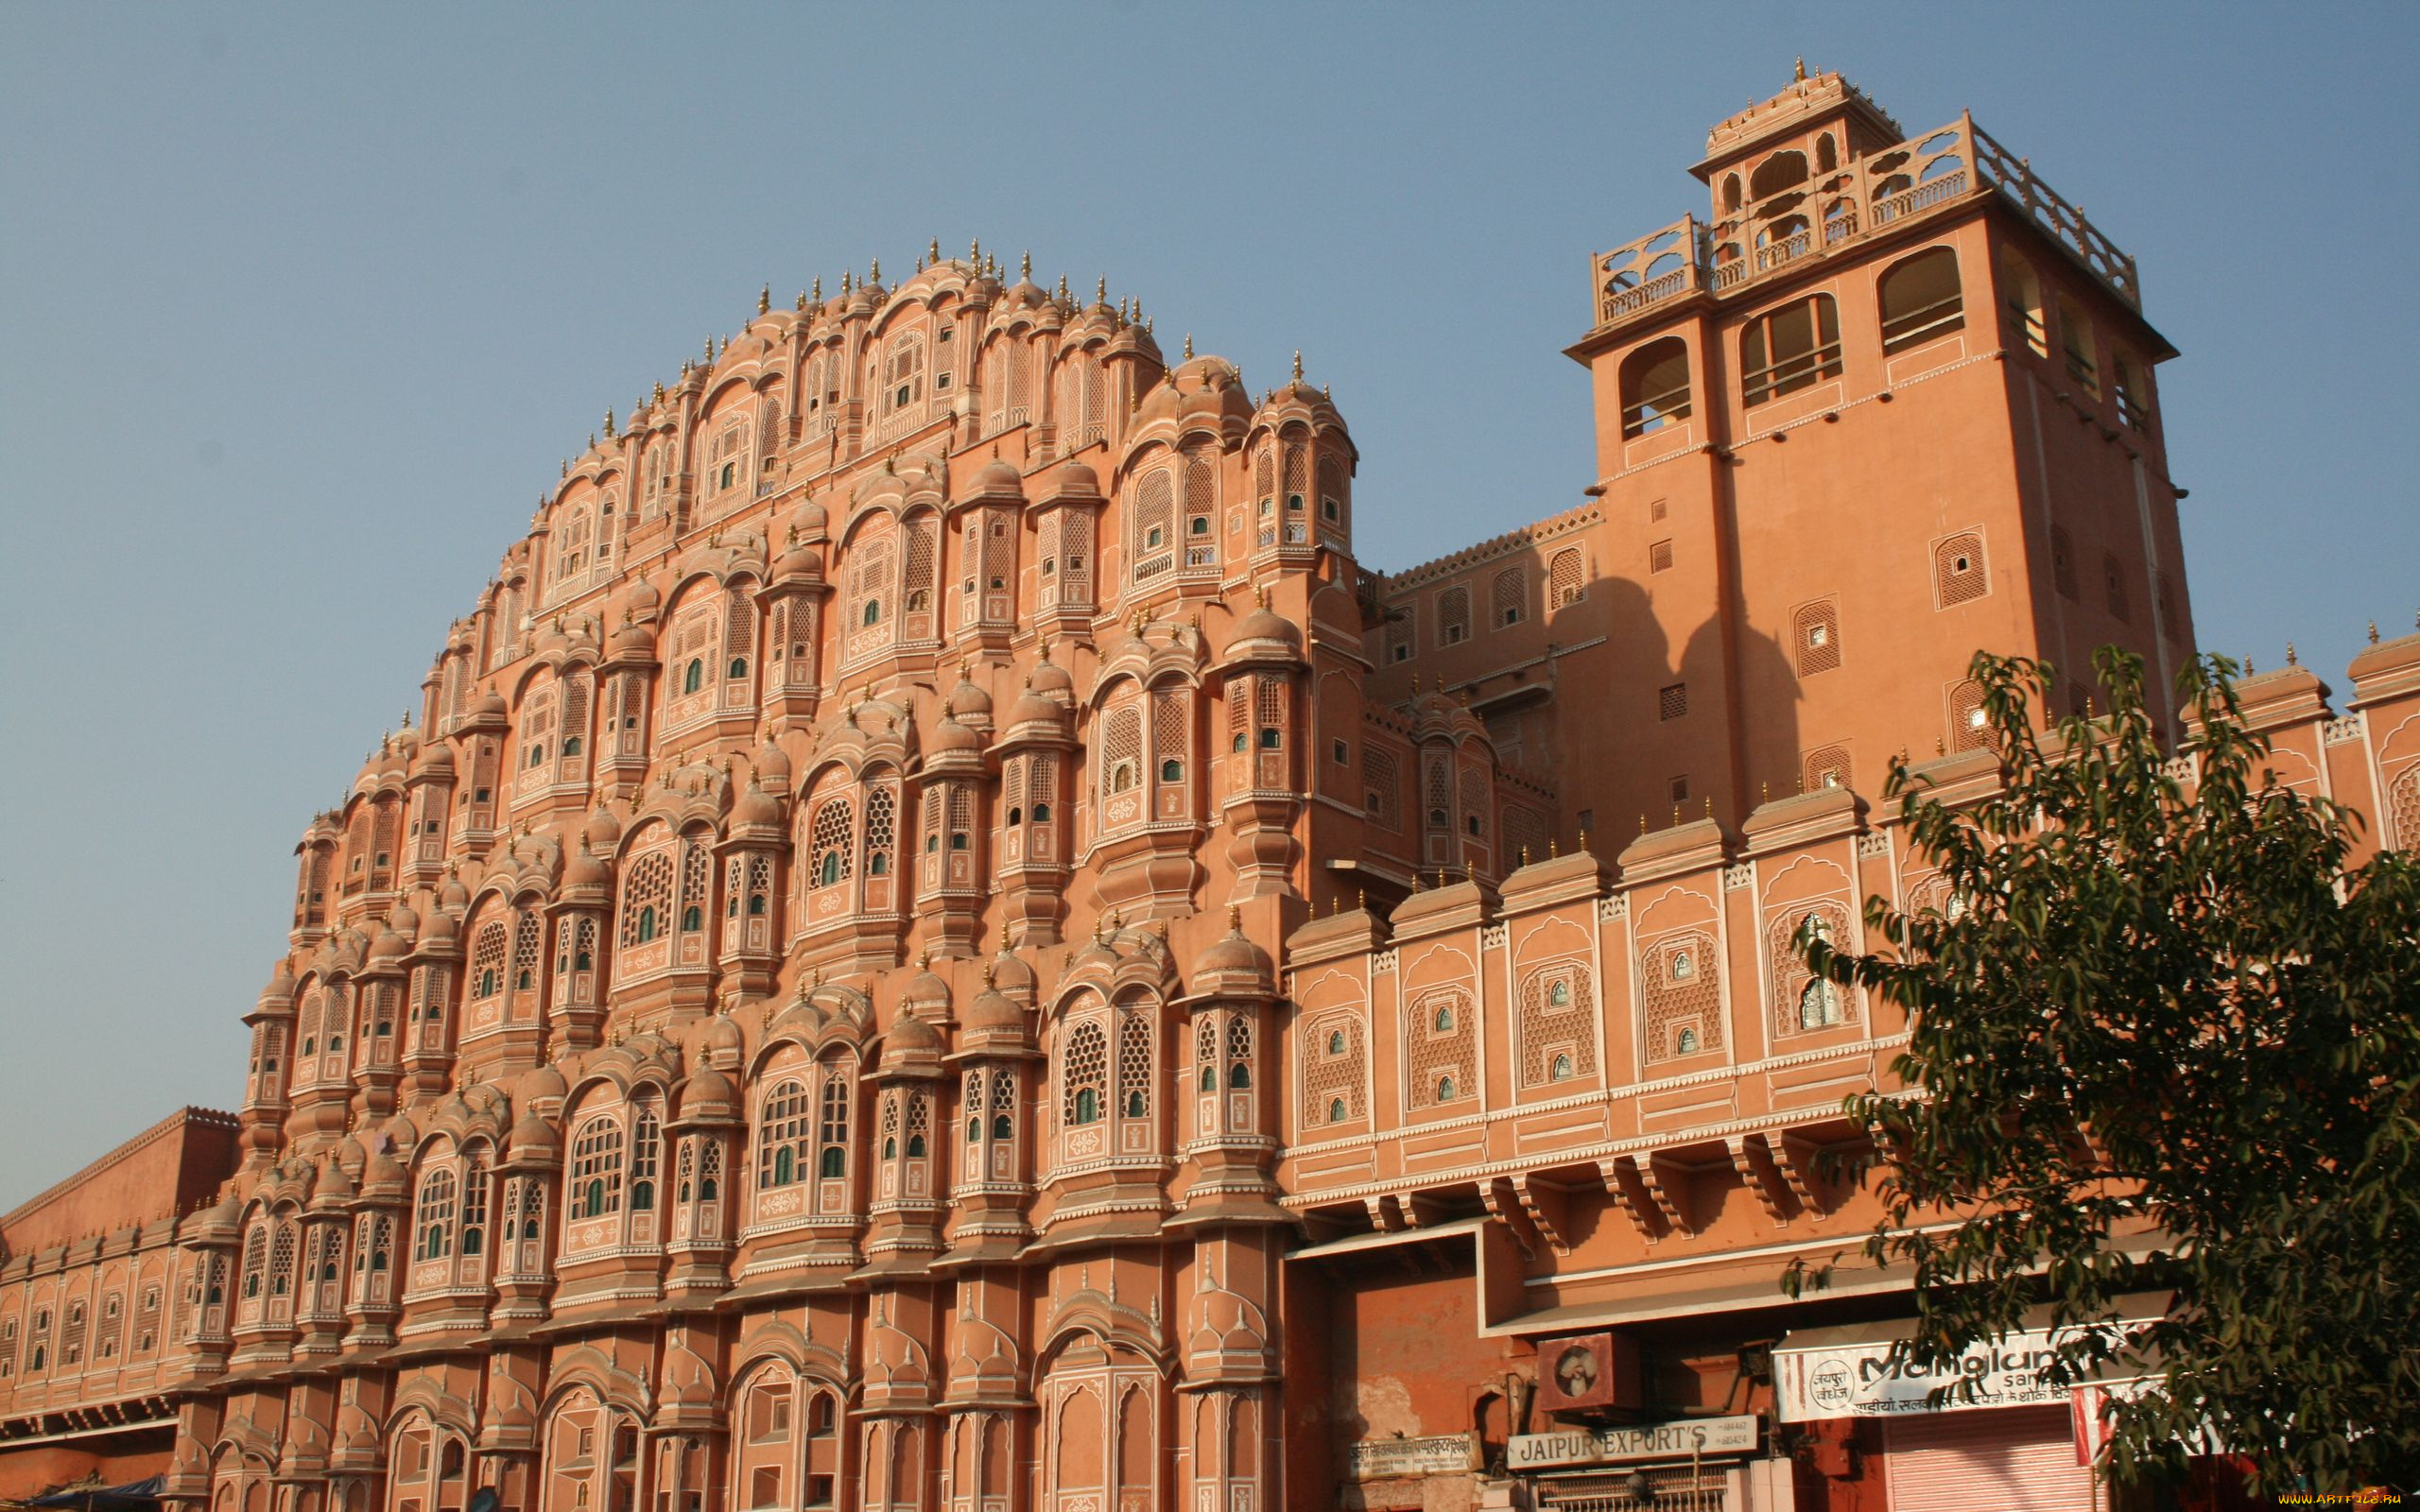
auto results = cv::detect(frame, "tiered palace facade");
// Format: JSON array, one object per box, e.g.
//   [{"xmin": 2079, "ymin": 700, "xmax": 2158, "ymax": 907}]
[{"xmin": 5, "ymin": 71, "xmax": 2417, "ymax": 1512}]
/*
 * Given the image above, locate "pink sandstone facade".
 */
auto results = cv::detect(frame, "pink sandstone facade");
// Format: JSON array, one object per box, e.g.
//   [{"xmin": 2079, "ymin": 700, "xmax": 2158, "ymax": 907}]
[{"xmin": 5, "ymin": 71, "xmax": 2417, "ymax": 1512}]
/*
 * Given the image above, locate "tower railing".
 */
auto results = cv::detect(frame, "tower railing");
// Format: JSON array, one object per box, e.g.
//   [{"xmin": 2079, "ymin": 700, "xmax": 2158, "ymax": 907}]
[{"xmin": 1587, "ymin": 113, "xmax": 2141, "ymax": 332}]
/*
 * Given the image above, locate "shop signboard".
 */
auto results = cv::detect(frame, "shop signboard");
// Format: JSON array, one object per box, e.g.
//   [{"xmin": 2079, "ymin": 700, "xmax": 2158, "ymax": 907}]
[
  {"xmin": 1506, "ymin": 1415, "xmax": 1758, "ymax": 1470},
  {"xmin": 1774, "ymin": 1329, "xmax": 2070, "ymax": 1421},
  {"xmin": 1346, "ymin": 1434, "xmax": 1478, "ymax": 1479}
]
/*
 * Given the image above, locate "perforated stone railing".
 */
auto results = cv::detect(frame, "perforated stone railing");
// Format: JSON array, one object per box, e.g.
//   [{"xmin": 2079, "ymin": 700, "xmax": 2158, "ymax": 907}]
[{"xmin": 1588, "ymin": 113, "xmax": 2139, "ymax": 330}]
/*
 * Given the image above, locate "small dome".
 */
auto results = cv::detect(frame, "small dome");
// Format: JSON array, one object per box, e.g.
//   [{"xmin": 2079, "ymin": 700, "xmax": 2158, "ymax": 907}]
[
  {"xmin": 787, "ymin": 498, "xmax": 829, "ymax": 540},
  {"xmin": 988, "ymin": 945, "xmax": 1035, "ymax": 997},
  {"xmin": 1028, "ymin": 654, "xmax": 1074, "ymax": 697},
  {"xmin": 773, "ymin": 534, "xmax": 823, "ymax": 584},
  {"xmin": 419, "ymin": 904, "xmax": 458, "ymax": 950},
  {"xmin": 963, "ymin": 986, "xmax": 1025, "ymax": 1036},
  {"xmin": 509, "ymin": 1111, "xmax": 559, "ymax": 1159},
  {"xmin": 583, "ymin": 804, "xmax": 623, "ymax": 853},
  {"xmin": 411, "ymin": 741, "xmax": 456, "ymax": 780},
  {"xmin": 1191, "ymin": 910, "xmax": 1275, "ymax": 995},
  {"xmin": 519, "ymin": 1061, "xmax": 568, "ymax": 1108},
  {"xmin": 883, "ymin": 1010, "xmax": 945, "ymax": 1066},
  {"xmin": 947, "ymin": 672, "xmax": 993, "ymax": 720},
  {"xmin": 624, "ymin": 578, "xmax": 662, "ymax": 615},
  {"xmin": 368, "ymin": 926, "xmax": 409, "ymax": 966},
  {"xmin": 698, "ymin": 1010, "xmax": 744, "ymax": 1062},
  {"xmin": 362, "ymin": 1148, "xmax": 407, "ymax": 1192},
  {"xmin": 1008, "ymin": 689, "xmax": 1067, "ymax": 730},
  {"xmin": 731, "ymin": 776, "xmax": 782, "ymax": 828},
  {"xmin": 609, "ymin": 618, "xmax": 655, "ymax": 660},
  {"xmin": 971, "ymin": 455, "xmax": 1025, "ymax": 498},
  {"xmin": 1046, "ymin": 456, "xmax": 1101, "ymax": 500},
  {"xmin": 262, "ymin": 959, "xmax": 298, "ymax": 1002},
  {"xmin": 901, "ymin": 964, "xmax": 952, "ymax": 1014},
  {"xmin": 471, "ymin": 690, "xmax": 508, "ymax": 721},
  {"xmin": 929, "ymin": 717, "xmax": 980, "ymax": 754},
  {"xmin": 679, "ymin": 1065, "xmax": 738, "ymax": 1119},
  {"xmin": 562, "ymin": 835, "xmax": 613, "ymax": 891},
  {"xmin": 753, "ymin": 738, "xmax": 793, "ymax": 790}
]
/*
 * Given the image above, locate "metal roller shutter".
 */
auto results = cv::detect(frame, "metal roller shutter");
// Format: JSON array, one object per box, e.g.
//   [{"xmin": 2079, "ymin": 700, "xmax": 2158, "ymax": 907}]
[{"xmin": 1885, "ymin": 1406, "xmax": 2095, "ymax": 1512}]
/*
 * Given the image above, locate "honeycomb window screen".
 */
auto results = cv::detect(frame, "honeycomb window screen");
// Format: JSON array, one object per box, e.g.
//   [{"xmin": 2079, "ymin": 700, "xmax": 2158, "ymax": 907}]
[
  {"xmin": 1302, "ymin": 1013, "xmax": 1365, "ymax": 1125},
  {"xmin": 1933, "ymin": 532, "xmax": 1989, "ymax": 608},
  {"xmin": 1517, "ymin": 963, "xmax": 1597, "ymax": 1088},
  {"xmin": 1641, "ymin": 931, "xmax": 1722, "ymax": 1061},
  {"xmin": 807, "ymin": 800, "xmax": 855, "ymax": 886},
  {"xmin": 1549, "ymin": 548, "xmax": 1583, "ymax": 609},
  {"xmin": 1649, "ymin": 540, "xmax": 1674, "ymax": 574},
  {"xmin": 1115, "ymin": 1008, "xmax": 1153, "ymax": 1119},
  {"xmin": 1363, "ymin": 747, "xmax": 1400, "ymax": 830},
  {"xmin": 1385, "ymin": 604, "xmax": 1415, "ymax": 663},
  {"xmin": 1769, "ymin": 902, "xmax": 1858, "ymax": 1036},
  {"xmin": 1405, "ymin": 989, "xmax": 1476, "ymax": 1109},
  {"xmin": 1437, "ymin": 586, "xmax": 1471, "ymax": 645},
  {"xmin": 1063, "ymin": 1021, "xmax": 1107, "ymax": 1125},
  {"xmin": 1948, "ymin": 679, "xmax": 1990, "ymax": 751},
  {"xmin": 1492, "ymin": 566, "xmax": 1527, "ymax": 627},
  {"xmin": 1800, "ymin": 745, "xmax": 1852, "ymax": 793},
  {"xmin": 1658, "ymin": 683, "xmax": 1687, "ymax": 721},
  {"xmin": 1792, "ymin": 601, "xmax": 1841, "ymax": 676}
]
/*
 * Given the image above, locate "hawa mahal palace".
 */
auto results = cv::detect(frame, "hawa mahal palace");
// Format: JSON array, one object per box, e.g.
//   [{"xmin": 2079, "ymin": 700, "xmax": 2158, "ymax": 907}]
[{"xmin": 4, "ymin": 70, "xmax": 2416, "ymax": 1512}]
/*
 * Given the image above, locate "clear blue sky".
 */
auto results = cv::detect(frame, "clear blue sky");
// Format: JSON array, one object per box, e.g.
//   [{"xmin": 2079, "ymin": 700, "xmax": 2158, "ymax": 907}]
[{"xmin": 3, "ymin": 2, "xmax": 2414, "ymax": 1211}]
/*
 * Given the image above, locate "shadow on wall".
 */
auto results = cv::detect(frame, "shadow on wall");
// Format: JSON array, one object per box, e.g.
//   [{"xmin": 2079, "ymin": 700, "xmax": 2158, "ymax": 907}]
[{"xmin": 1486, "ymin": 567, "xmax": 1801, "ymax": 834}]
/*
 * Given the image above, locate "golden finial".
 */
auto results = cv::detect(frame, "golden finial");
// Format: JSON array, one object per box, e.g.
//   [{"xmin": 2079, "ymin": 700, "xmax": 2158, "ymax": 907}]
[
  {"xmin": 757, "ymin": 284, "xmax": 770, "ymax": 316},
  {"xmin": 1054, "ymin": 272, "xmax": 1067, "ymax": 301},
  {"xmin": 1761, "ymin": 781, "xmax": 1770, "ymax": 803},
  {"xmin": 1357, "ymin": 887, "xmax": 1367, "ymax": 911},
  {"xmin": 795, "ymin": 290, "xmax": 807, "ymax": 312},
  {"xmin": 1092, "ymin": 914, "xmax": 1103, "ymax": 943},
  {"xmin": 981, "ymin": 961, "xmax": 995, "ymax": 988},
  {"xmin": 1020, "ymin": 249, "xmax": 1031, "ymax": 279},
  {"xmin": 812, "ymin": 275, "xmax": 822, "ymax": 302},
  {"xmin": 1518, "ymin": 846, "xmax": 1530, "ymax": 867},
  {"xmin": 1794, "ymin": 57, "xmax": 1806, "ymax": 81},
  {"xmin": 1184, "ymin": 333, "xmax": 1194, "ymax": 360},
  {"xmin": 653, "ymin": 380, "xmax": 665, "ymax": 403},
  {"xmin": 2286, "ymin": 642, "xmax": 2298, "ymax": 666},
  {"xmin": 1292, "ymin": 351, "xmax": 1303, "ymax": 382},
  {"xmin": 2369, "ymin": 621, "xmax": 2381, "ymax": 644},
  {"xmin": 999, "ymin": 919, "xmax": 1011, "ymax": 952},
  {"xmin": 1671, "ymin": 804, "xmax": 1683, "ymax": 827},
  {"xmin": 1935, "ymin": 736, "xmax": 1947, "ymax": 755},
  {"xmin": 1227, "ymin": 904, "xmax": 1241, "ymax": 932},
  {"xmin": 704, "ymin": 335, "xmax": 715, "ymax": 362},
  {"xmin": 930, "ymin": 237, "xmax": 941, "ymax": 263},
  {"xmin": 870, "ymin": 257, "xmax": 880, "ymax": 284},
  {"xmin": 1703, "ymin": 796, "xmax": 1713, "ymax": 819},
  {"xmin": 1409, "ymin": 870, "xmax": 1422, "ymax": 894},
  {"xmin": 1256, "ymin": 583, "xmax": 1269, "ymax": 610},
  {"xmin": 1096, "ymin": 275, "xmax": 1107, "ymax": 303},
  {"xmin": 604, "ymin": 408, "xmax": 616, "ymax": 438},
  {"xmin": 1578, "ymin": 826, "xmax": 1590, "ymax": 852}
]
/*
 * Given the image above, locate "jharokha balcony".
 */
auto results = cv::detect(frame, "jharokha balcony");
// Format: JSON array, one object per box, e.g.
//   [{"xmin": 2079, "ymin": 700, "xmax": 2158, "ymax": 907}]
[{"xmin": 1588, "ymin": 112, "xmax": 2141, "ymax": 332}]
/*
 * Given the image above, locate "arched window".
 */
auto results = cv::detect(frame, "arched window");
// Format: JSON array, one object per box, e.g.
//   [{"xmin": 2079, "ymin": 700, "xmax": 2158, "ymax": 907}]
[
  {"xmin": 1435, "ymin": 1074, "xmax": 1457, "ymax": 1102},
  {"xmin": 1328, "ymin": 1097, "xmax": 1348, "ymax": 1123},
  {"xmin": 683, "ymin": 659, "xmax": 704, "ymax": 694},
  {"xmin": 1741, "ymin": 294, "xmax": 1841, "ymax": 405},
  {"xmin": 1618, "ymin": 338, "xmax": 1691, "ymax": 439},
  {"xmin": 1749, "ymin": 149, "xmax": 1806, "ymax": 198},
  {"xmin": 1676, "ymin": 1027, "xmax": 1700, "ymax": 1054},
  {"xmin": 569, "ymin": 1116, "xmax": 623, "ymax": 1218},
  {"xmin": 1117, "ymin": 1009, "xmax": 1152, "ymax": 1121},
  {"xmin": 628, "ymin": 1108, "xmax": 661, "ymax": 1212},
  {"xmin": 1878, "ymin": 247, "xmax": 1965, "ymax": 354},
  {"xmin": 1063, "ymin": 1021, "xmax": 1107, "ymax": 1126},
  {"xmin": 634, "ymin": 907, "xmax": 658, "ymax": 942},
  {"xmin": 1433, "ymin": 1005, "xmax": 1454, "ymax": 1033},
  {"xmin": 818, "ymin": 1072, "xmax": 850, "ymax": 1179},
  {"xmin": 417, "ymin": 1169, "xmax": 458, "ymax": 1261}
]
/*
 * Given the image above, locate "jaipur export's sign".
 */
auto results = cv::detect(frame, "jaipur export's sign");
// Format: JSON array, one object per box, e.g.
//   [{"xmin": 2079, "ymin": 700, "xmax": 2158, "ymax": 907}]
[
  {"xmin": 1774, "ymin": 1331, "xmax": 2068, "ymax": 1420},
  {"xmin": 1506, "ymin": 1415, "xmax": 1758, "ymax": 1470}
]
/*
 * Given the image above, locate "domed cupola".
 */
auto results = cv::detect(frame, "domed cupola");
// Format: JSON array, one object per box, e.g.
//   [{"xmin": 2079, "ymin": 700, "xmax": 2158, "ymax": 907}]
[{"xmin": 1188, "ymin": 907, "xmax": 1276, "ymax": 1000}]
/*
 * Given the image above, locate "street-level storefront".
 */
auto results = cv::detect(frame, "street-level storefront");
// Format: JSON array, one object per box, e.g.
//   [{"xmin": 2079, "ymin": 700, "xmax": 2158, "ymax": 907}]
[
  {"xmin": 1508, "ymin": 1415, "xmax": 1761, "ymax": 1511},
  {"xmin": 1775, "ymin": 1320, "xmax": 2097, "ymax": 1511}
]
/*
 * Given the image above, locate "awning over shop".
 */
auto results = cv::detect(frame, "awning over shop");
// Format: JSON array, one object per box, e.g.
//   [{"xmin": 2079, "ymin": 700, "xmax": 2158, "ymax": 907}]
[{"xmin": 28, "ymin": 1475, "xmax": 166, "ymax": 1510}]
